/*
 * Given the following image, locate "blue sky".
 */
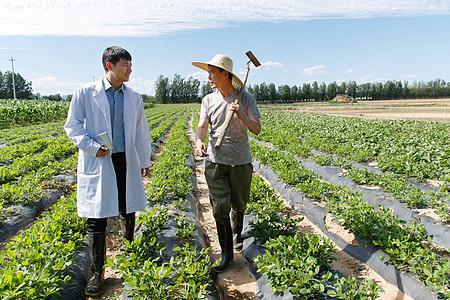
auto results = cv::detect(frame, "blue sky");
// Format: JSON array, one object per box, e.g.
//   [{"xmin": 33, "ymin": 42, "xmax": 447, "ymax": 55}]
[{"xmin": 0, "ymin": 0, "xmax": 449, "ymax": 96}]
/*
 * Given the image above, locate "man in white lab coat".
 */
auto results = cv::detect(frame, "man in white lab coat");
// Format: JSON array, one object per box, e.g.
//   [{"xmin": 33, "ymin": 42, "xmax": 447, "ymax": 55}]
[{"xmin": 64, "ymin": 46, "xmax": 151, "ymax": 296}]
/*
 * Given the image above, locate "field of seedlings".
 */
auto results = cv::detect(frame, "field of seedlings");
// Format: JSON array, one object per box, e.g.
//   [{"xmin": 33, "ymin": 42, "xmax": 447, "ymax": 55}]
[{"xmin": 0, "ymin": 101, "xmax": 448, "ymax": 299}]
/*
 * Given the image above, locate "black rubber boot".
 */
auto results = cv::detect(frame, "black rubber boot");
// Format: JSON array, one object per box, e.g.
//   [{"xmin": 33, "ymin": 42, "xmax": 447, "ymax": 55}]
[
  {"xmin": 120, "ymin": 213, "xmax": 135, "ymax": 243},
  {"xmin": 212, "ymin": 217, "xmax": 234, "ymax": 273},
  {"xmin": 231, "ymin": 210, "xmax": 244, "ymax": 250},
  {"xmin": 85, "ymin": 231, "xmax": 106, "ymax": 297}
]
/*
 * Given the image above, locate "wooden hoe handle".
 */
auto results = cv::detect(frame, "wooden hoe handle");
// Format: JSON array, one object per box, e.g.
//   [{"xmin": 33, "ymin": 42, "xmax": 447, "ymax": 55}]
[
  {"xmin": 215, "ymin": 65, "xmax": 250, "ymax": 150},
  {"xmin": 214, "ymin": 51, "xmax": 260, "ymax": 150}
]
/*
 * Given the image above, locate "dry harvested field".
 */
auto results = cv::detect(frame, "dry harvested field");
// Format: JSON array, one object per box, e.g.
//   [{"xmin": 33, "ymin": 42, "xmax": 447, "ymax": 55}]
[{"xmin": 266, "ymin": 98, "xmax": 450, "ymax": 121}]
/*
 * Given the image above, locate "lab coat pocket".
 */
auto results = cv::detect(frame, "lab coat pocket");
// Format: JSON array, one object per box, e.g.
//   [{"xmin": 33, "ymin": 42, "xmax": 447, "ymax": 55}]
[
  {"xmin": 78, "ymin": 151, "xmax": 101, "ymax": 175},
  {"xmin": 76, "ymin": 171, "xmax": 102, "ymax": 217}
]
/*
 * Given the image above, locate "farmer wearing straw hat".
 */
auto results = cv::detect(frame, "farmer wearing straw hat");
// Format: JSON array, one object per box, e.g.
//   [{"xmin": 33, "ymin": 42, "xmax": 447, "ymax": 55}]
[{"xmin": 192, "ymin": 54, "xmax": 261, "ymax": 273}]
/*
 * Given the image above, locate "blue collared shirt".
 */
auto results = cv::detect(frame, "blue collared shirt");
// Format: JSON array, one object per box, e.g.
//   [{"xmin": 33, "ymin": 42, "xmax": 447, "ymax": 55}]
[{"xmin": 103, "ymin": 77, "xmax": 125, "ymax": 153}]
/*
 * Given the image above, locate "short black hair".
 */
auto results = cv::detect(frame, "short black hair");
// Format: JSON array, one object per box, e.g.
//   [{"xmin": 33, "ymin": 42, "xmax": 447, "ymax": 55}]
[{"xmin": 102, "ymin": 46, "xmax": 132, "ymax": 72}]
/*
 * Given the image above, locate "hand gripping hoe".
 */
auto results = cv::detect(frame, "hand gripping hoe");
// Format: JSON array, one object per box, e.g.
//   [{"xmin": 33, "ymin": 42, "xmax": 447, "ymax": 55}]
[{"xmin": 215, "ymin": 51, "xmax": 261, "ymax": 150}]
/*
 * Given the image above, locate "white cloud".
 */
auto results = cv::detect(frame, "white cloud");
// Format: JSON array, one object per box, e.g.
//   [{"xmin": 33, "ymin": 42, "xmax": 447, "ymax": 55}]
[
  {"xmin": 306, "ymin": 79, "xmax": 319, "ymax": 84},
  {"xmin": 302, "ymin": 65, "xmax": 327, "ymax": 76},
  {"xmin": 127, "ymin": 77, "xmax": 156, "ymax": 95},
  {"xmin": 188, "ymin": 71, "xmax": 208, "ymax": 82},
  {"xmin": 31, "ymin": 75, "xmax": 156, "ymax": 95},
  {"xmin": 1, "ymin": 0, "xmax": 449, "ymax": 36},
  {"xmin": 405, "ymin": 74, "xmax": 418, "ymax": 79},
  {"xmin": 345, "ymin": 68, "xmax": 356, "ymax": 74},
  {"xmin": 260, "ymin": 61, "xmax": 284, "ymax": 70},
  {"xmin": 32, "ymin": 76, "xmax": 81, "ymax": 95},
  {"xmin": 357, "ymin": 75, "xmax": 375, "ymax": 82}
]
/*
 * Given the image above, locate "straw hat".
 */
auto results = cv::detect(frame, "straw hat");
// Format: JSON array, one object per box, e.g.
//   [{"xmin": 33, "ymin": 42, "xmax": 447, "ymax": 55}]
[{"xmin": 192, "ymin": 54, "xmax": 244, "ymax": 87}]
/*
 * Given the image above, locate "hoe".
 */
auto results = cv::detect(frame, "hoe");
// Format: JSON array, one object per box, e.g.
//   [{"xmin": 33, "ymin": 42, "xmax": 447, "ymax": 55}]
[{"xmin": 215, "ymin": 50, "xmax": 261, "ymax": 150}]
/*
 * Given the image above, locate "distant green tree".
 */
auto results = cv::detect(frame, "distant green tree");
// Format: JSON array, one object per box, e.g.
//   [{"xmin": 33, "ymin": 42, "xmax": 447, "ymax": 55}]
[
  {"xmin": 311, "ymin": 81, "xmax": 319, "ymax": 101},
  {"xmin": 170, "ymin": 74, "xmax": 184, "ymax": 103},
  {"xmin": 374, "ymin": 82, "xmax": 383, "ymax": 100},
  {"xmin": 0, "ymin": 71, "xmax": 33, "ymax": 99},
  {"xmin": 201, "ymin": 81, "xmax": 213, "ymax": 98},
  {"xmin": 402, "ymin": 81, "xmax": 409, "ymax": 99},
  {"xmin": 259, "ymin": 83, "xmax": 269, "ymax": 103},
  {"xmin": 155, "ymin": 75, "xmax": 170, "ymax": 104},
  {"xmin": 347, "ymin": 81, "xmax": 357, "ymax": 98},
  {"xmin": 301, "ymin": 83, "xmax": 312, "ymax": 102},
  {"xmin": 338, "ymin": 82, "xmax": 347, "ymax": 95},
  {"xmin": 290, "ymin": 85, "xmax": 299, "ymax": 102},
  {"xmin": 326, "ymin": 82, "xmax": 338, "ymax": 100},
  {"xmin": 278, "ymin": 84, "xmax": 290, "ymax": 103},
  {"xmin": 46, "ymin": 94, "xmax": 62, "ymax": 101},
  {"xmin": 141, "ymin": 94, "xmax": 155, "ymax": 103},
  {"xmin": 383, "ymin": 80, "xmax": 396, "ymax": 99},
  {"xmin": 252, "ymin": 85, "xmax": 261, "ymax": 103},
  {"xmin": 268, "ymin": 83, "xmax": 277, "ymax": 103},
  {"xmin": 184, "ymin": 77, "xmax": 200, "ymax": 103}
]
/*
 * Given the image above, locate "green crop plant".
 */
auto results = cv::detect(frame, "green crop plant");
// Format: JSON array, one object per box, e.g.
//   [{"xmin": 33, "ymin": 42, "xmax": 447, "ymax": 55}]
[
  {"xmin": 0, "ymin": 99, "xmax": 69, "ymax": 127},
  {"xmin": 175, "ymin": 213, "xmax": 197, "ymax": 240},
  {"xmin": 347, "ymin": 167, "xmax": 450, "ymax": 222},
  {"xmin": 254, "ymin": 110, "xmax": 450, "ymax": 182},
  {"xmin": 111, "ymin": 110, "xmax": 214, "ymax": 298},
  {"xmin": 313, "ymin": 153, "xmax": 334, "ymax": 166},
  {"xmin": 255, "ymin": 233, "xmax": 338, "ymax": 299},
  {"xmin": 249, "ymin": 139, "xmax": 450, "ymax": 298},
  {"xmin": 0, "ymin": 193, "xmax": 85, "ymax": 299},
  {"xmin": 327, "ymin": 275, "xmax": 381, "ymax": 300},
  {"xmin": 247, "ymin": 176, "xmax": 299, "ymax": 244}
]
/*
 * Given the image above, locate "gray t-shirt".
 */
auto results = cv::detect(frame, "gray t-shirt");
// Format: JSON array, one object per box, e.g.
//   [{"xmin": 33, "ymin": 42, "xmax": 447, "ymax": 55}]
[{"xmin": 199, "ymin": 90, "xmax": 260, "ymax": 165}]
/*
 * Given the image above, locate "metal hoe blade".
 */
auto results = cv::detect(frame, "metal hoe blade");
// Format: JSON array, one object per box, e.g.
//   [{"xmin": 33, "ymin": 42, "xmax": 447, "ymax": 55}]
[{"xmin": 246, "ymin": 51, "xmax": 261, "ymax": 67}]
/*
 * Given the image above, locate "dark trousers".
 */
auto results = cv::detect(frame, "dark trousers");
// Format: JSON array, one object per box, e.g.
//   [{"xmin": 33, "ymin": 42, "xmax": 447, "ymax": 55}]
[
  {"xmin": 87, "ymin": 152, "xmax": 133, "ymax": 233},
  {"xmin": 204, "ymin": 161, "xmax": 253, "ymax": 220}
]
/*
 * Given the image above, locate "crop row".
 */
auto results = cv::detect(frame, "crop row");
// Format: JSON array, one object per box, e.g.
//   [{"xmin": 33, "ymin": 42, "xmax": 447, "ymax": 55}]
[
  {"xmin": 0, "ymin": 106, "xmax": 198, "ymax": 298},
  {"xmin": 0, "ymin": 136, "xmax": 61, "ymax": 163},
  {"xmin": 150, "ymin": 107, "xmax": 187, "ymax": 143},
  {"xmin": 255, "ymin": 110, "xmax": 450, "ymax": 224},
  {"xmin": 247, "ymin": 176, "xmax": 381, "ymax": 299},
  {"xmin": 0, "ymin": 121, "xmax": 64, "ymax": 145},
  {"xmin": 145, "ymin": 105, "xmax": 177, "ymax": 122},
  {"xmin": 147, "ymin": 108, "xmax": 179, "ymax": 131},
  {"xmin": 109, "ymin": 109, "xmax": 215, "ymax": 298},
  {"xmin": 0, "ymin": 192, "xmax": 86, "ymax": 299},
  {"xmin": 258, "ymin": 110, "xmax": 450, "ymax": 181},
  {"xmin": 0, "ymin": 154, "xmax": 77, "ymax": 208},
  {"xmin": 0, "ymin": 135, "xmax": 76, "ymax": 184},
  {"xmin": 0, "ymin": 106, "xmax": 181, "ymax": 221},
  {"xmin": 0, "ymin": 99, "xmax": 69, "ymax": 127},
  {"xmin": 249, "ymin": 139, "xmax": 449, "ymax": 298},
  {"xmin": 346, "ymin": 167, "xmax": 450, "ymax": 224}
]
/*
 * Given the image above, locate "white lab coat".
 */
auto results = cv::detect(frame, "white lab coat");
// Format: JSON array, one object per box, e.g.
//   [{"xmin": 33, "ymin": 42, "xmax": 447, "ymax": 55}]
[{"xmin": 64, "ymin": 78, "xmax": 151, "ymax": 218}]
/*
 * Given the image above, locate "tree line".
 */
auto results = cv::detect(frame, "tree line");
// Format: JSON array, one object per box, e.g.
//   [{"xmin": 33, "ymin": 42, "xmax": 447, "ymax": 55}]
[
  {"xmin": 154, "ymin": 74, "xmax": 202, "ymax": 104},
  {"xmin": 246, "ymin": 79, "xmax": 450, "ymax": 103},
  {"xmin": 0, "ymin": 71, "xmax": 33, "ymax": 99},
  {"xmin": 2, "ymin": 70, "xmax": 450, "ymax": 103},
  {"xmin": 155, "ymin": 75, "xmax": 450, "ymax": 104}
]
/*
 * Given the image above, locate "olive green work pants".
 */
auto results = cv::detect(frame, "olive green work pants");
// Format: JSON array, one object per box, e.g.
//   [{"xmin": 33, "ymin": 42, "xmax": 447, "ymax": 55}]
[{"xmin": 204, "ymin": 161, "xmax": 253, "ymax": 220}]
